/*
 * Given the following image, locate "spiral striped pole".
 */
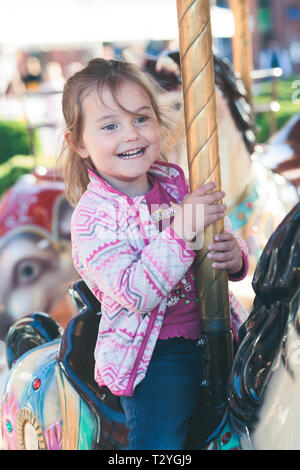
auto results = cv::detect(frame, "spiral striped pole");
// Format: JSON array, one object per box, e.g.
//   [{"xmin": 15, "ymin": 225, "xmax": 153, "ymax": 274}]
[{"xmin": 176, "ymin": 0, "xmax": 233, "ymax": 407}]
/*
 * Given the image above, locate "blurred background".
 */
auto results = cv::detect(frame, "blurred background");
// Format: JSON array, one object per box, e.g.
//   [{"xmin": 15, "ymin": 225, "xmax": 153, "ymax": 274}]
[{"xmin": 0, "ymin": 0, "xmax": 299, "ymax": 178}]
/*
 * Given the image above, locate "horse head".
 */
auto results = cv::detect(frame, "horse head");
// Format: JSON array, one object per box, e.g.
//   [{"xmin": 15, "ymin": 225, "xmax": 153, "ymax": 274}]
[{"xmin": 0, "ymin": 169, "xmax": 78, "ymax": 342}]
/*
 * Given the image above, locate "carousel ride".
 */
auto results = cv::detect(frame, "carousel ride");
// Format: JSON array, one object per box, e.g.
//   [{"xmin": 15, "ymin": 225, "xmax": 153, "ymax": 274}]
[{"xmin": 0, "ymin": 0, "xmax": 299, "ymax": 450}]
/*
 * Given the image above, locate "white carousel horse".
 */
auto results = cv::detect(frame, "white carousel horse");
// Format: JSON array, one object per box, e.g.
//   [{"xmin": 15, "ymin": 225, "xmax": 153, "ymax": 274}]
[{"xmin": 155, "ymin": 52, "xmax": 298, "ymax": 311}]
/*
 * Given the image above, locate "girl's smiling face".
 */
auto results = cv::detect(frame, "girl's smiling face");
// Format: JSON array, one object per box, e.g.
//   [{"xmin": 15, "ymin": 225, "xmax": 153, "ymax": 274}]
[{"xmin": 76, "ymin": 80, "xmax": 161, "ymax": 197}]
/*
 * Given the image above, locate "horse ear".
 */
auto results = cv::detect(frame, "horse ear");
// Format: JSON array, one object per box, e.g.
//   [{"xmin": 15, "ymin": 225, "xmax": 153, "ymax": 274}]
[{"xmin": 56, "ymin": 198, "xmax": 73, "ymax": 240}]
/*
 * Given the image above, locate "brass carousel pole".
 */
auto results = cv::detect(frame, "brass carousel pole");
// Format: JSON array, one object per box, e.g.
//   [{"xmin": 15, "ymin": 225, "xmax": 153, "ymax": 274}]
[
  {"xmin": 176, "ymin": 0, "xmax": 233, "ymax": 409},
  {"xmin": 229, "ymin": 0, "xmax": 254, "ymax": 103}
]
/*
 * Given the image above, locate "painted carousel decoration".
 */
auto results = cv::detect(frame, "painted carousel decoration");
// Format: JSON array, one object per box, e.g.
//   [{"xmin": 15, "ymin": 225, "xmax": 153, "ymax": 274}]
[{"xmin": 0, "ymin": 282, "xmax": 128, "ymax": 450}]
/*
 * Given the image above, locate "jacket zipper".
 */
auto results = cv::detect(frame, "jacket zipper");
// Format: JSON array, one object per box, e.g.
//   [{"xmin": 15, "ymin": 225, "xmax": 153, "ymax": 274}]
[{"xmin": 126, "ymin": 305, "xmax": 159, "ymax": 395}]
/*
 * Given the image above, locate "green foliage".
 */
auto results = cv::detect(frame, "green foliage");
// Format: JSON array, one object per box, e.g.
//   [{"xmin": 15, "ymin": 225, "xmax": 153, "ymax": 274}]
[
  {"xmin": 254, "ymin": 77, "xmax": 298, "ymax": 101},
  {"xmin": 0, "ymin": 120, "xmax": 38, "ymax": 165},
  {"xmin": 255, "ymin": 112, "xmax": 270, "ymax": 142},
  {"xmin": 254, "ymin": 76, "xmax": 300, "ymax": 142},
  {"xmin": 0, "ymin": 155, "xmax": 35, "ymax": 197},
  {"xmin": 0, "ymin": 120, "xmax": 44, "ymax": 196}
]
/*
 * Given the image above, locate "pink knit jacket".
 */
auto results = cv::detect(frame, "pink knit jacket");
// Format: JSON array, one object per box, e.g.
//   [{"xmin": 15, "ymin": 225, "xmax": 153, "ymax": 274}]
[{"xmin": 71, "ymin": 161, "xmax": 249, "ymax": 396}]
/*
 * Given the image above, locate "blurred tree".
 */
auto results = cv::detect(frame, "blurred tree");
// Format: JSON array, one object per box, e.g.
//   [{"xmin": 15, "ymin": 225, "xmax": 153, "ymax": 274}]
[{"xmin": 0, "ymin": 120, "xmax": 35, "ymax": 165}]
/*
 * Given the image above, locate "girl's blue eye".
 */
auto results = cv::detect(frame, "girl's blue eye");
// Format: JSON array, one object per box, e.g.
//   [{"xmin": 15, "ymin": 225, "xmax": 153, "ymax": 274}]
[
  {"xmin": 135, "ymin": 116, "xmax": 148, "ymax": 124},
  {"xmin": 102, "ymin": 123, "xmax": 117, "ymax": 131}
]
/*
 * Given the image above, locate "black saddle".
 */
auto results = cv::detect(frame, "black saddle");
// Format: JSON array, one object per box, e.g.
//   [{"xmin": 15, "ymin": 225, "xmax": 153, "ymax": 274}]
[{"xmin": 57, "ymin": 279, "xmax": 123, "ymax": 413}]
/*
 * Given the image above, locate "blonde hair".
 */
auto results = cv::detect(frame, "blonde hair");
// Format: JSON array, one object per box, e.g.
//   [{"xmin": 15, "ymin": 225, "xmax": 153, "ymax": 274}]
[{"xmin": 58, "ymin": 58, "xmax": 177, "ymax": 206}]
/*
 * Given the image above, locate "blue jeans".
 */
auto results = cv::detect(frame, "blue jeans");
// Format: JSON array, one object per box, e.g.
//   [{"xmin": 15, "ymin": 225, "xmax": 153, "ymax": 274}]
[{"xmin": 120, "ymin": 337, "xmax": 225, "ymax": 450}]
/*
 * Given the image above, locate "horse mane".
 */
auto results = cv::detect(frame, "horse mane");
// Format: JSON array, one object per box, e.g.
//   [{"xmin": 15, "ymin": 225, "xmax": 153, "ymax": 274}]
[
  {"xmin": 213, "ymin": 54, "xmax": 257, "ymax": 155},
  {"xmin": 143, "ymin": 51, "xmax": 257, "ymax": 155}
]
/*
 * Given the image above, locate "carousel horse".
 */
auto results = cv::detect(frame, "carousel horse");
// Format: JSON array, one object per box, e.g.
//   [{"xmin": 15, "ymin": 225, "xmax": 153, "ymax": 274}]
[
  {"xmin": 0, "ymin": 169, "xmax": 79, "ymax": 402},
  {"xmin": 0, "ymin": 169, "xmax": 78, "ymax": 342},
  {"xmin": 210, "ymin": 201, "xmax": 300, "ymax": 450},
  {"xmin": 212, "ymin": 55, "xmax": 296, "ymax": 265},
  {"xmin": 257, "ymin": 112, "xmax": 300, "ymax": 193},
  {"xmin": 154, "ymin": 51, "xmax": 298, "ymax": 240},
  {"xmin": 0, "ymin": 201, "xmax": 298, "ymax": 450}
]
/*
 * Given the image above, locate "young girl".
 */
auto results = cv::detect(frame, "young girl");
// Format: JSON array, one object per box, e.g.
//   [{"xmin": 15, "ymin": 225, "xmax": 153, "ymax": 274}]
[{"xmin": 60, "ymin": 58, "xmax": 249, "ymax": 450}]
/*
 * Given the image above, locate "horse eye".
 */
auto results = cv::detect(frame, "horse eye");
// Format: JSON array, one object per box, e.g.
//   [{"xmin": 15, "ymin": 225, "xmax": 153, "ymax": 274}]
[{"xmin": 16, "ymin": 260, "xmax": 42, "ymax": 285}]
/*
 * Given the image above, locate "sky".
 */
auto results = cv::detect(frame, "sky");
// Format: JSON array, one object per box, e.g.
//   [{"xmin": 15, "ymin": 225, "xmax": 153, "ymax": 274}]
[{"xmin": 0, "ymin": 0, "xmax": 234, "ymax": 48}]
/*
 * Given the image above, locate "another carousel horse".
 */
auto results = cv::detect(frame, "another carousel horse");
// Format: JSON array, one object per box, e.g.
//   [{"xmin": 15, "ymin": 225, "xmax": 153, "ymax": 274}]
[
  {"xmin": 155, "ymin": 51, "xmax": 298, "ymax": 246},
  {"xmin": 0, "ymin": 169, "xmax": 79, "ymax": 408},
  {"xmin": 257, "ymin": 112, "xmax": 300, "ymax": 193},
  {"xmin": 0, "ymin": 169, "xmax": 78, "ymax": 342},
  {"xmin": 211, "ymin": 202, "xmax": 300, "ymax": 450},
  {"xmin": 153, "ymin": 52, "xmax": 298, "ymax": 309},
  {"xmin": 1, "ymin": 202, "xmax": 298, "ymax": 450}
]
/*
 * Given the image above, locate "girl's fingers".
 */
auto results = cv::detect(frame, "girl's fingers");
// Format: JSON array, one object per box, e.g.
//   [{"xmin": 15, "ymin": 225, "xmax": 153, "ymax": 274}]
[
  {"xmin": 214, "ymin": 232, "xmax": 234, "ymax": 241},
  {"xmin": 207, "ymin": 251, "xmax": 232, "ymax": 262},
  {"xmin": 211, "ymin": 259, "xmax": 243, "ymax": 274},
  {"xmin": 207, "ymin": 239, "xmax": 235, "ymax": 252},
  {"xmin": 205, "ymin": 212, "xmax": 225, "ymax": 226},
  {"xmin": 194, "ymin": 182, "xmax": 217, "ymax": 196},
  {"xmin": 211, "ymin": 261, "xmax": 234, "ymax": 270},
  {"xmin": 207, "ymin": 203, "xmax": 227, "ymax": 214},
  {"xmin": 207, "ymin": 235, "xmax": 243, "ymax": 273},
  {"xmin": 197, "ymin": 191, "xmax": 225, "ymax": 204}
]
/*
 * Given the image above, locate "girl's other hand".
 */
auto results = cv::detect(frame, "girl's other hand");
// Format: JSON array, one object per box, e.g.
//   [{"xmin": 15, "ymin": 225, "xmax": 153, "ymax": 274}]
[
  {"xmin": 207, "ymin": 232, "xmax": 243, "ymax": 274},
  {"xmin": 171, "ymin": 182, "xmax": 226, "ymax": 243}
]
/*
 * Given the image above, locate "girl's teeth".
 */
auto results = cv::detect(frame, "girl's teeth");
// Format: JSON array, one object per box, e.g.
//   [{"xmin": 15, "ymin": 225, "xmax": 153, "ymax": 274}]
[
  {"xmin": 124, "ymin": 149, "xmax": 140, "ymax": 155},
  {"xmin": 118, "ymin": 148, "xmax": 144, "ymax": 159}
]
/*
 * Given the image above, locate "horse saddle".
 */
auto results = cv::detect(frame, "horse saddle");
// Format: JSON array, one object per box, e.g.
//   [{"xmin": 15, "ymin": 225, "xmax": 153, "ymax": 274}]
[{"xmin": 57, "ymin": 279, "xmax": 123, "ymax": 413}]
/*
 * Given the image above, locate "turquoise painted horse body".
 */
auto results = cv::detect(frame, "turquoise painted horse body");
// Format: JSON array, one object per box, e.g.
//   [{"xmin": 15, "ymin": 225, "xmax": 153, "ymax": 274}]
[{"xmin": 1, "ymin": 281, "xmax": 128, "ymax": 450}]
